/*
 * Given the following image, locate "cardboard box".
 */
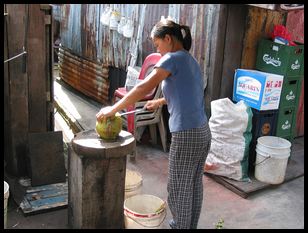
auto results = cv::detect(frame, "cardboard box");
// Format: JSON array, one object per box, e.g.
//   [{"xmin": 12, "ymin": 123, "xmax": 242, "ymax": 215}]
[{"xmin": 233, "ymin": 69, "xmax": 284, "ymax": 110}]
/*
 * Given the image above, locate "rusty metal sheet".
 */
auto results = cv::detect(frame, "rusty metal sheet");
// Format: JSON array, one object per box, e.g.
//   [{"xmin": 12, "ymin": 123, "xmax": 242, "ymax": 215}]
[
  {"xmin": 247, "ymin": 4, "xmax": 278, "ymax": 11},
  {"xmin": 286, "ymin": 9, "xmax": 304, "ymax": 44},
  {"xmin": 286, "ymin": 9, "xmax": 304, "ymax": 137},
  {"xmin": 296, "ymin": 79, "xmax": 304, "ymax": 137},
  {"xmin": 58, "ymin": 46, "xmax": 110, "ymax": 104},
  {"xmin": 58, "ymin": 4, "xmax": 220, "ymax": 89}
]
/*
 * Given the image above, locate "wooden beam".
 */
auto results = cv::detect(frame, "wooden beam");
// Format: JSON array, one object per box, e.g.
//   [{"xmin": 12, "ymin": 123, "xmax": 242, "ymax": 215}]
[
  {"xmin": 54, "ymin": 97, "xmax": 84, "ymax": 134},
  {"xmin": 204, "ymin": 4, "xmax": 228, "ymax": 117},
  {"xmin": 220, "ymin": 5, "xmax": 248, "ymax": 99}
]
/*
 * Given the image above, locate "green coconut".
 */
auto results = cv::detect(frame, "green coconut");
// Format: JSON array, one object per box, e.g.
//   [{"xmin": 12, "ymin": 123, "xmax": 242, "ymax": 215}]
[{"xmin": 96, "ymin": 112, "xmax": 123, "ymax": 140}]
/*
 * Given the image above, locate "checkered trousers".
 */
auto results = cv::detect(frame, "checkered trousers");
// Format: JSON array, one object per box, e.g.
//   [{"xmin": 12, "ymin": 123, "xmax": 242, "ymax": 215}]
[{"xmin": 167, "ymin": 123, "xmax": 211, "ymax": 229}]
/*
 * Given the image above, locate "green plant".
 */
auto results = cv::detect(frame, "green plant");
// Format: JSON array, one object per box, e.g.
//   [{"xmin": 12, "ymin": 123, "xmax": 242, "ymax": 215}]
[{"xmin": 215, "ymin": 218, "xmax": 224, "ymax": 229}]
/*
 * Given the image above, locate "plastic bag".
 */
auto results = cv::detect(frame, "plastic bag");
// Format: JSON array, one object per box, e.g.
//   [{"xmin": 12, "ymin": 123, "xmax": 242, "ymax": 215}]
[
  {"xmin": 270, "ymin": 24, "xmax": 296, "ymax": 46},
  {"xmin": 204, "ymin": 98, "xmax": 252, "ymax": 182},
  {"xmin": 125, "ymin": 66, "xmax": 141, "ymax": 91}
]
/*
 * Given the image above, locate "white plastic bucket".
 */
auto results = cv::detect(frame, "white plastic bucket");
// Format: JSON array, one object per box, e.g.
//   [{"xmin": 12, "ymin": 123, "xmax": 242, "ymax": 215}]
[
  {"xmin": 254, "ymin": 136, "xmax": 291, "ymax": 184},
  {"xmin": 125, "ymin": 169, "xmax": 142, "ymax": 200},
  {"xmin": 4, "ymin": 181, "xmax": 10, "ymax": 229},
  {"xmin": 124, "ymin": 194, "xmax": 166, "ymax": 229}
]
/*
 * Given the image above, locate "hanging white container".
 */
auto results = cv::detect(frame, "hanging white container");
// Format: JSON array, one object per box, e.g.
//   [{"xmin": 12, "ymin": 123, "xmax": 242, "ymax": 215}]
[
  {"xmin": 110, "ymin": 10, "xmax": 120, "ymax": 30},
  {"xmin": 123, "ymin": 19, "xmax": 134, "ymax": 38},
  {"xmin": 118, "ymin": 17, "xmax": 126, "ymax": 35},
  {"xmin": 100, "ymin": 7, "xmax": 111, "ymax": 26}
]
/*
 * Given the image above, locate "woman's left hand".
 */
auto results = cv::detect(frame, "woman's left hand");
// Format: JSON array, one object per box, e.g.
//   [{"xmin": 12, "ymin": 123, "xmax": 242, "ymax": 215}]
[{"xmin": 144, "ymin": 99, "xmax": 160, "ymax": 111}]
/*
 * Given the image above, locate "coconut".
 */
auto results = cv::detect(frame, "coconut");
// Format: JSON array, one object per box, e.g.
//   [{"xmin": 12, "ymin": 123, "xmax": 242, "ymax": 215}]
[{"xmin": 96, "ymin": 112, "xmax": 123, "ymax": 140}]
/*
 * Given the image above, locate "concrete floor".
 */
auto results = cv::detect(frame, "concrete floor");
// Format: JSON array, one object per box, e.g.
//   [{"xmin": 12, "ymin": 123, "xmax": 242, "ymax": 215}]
[{"xmin": 5, "ymin": 72, "xmax": 304, "ymax": 229}]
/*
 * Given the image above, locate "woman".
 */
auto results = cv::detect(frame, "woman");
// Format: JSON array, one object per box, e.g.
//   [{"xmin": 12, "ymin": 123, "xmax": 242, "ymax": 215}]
[{"xmin": 96, "ymin": 18, "xmax": 211, "ymax": 229}]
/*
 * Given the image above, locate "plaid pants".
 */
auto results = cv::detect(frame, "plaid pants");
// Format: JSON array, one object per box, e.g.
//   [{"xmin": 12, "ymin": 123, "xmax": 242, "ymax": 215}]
[{"xmin": 168, "ymin": 123, "xmax": 211, "ymax": 229}]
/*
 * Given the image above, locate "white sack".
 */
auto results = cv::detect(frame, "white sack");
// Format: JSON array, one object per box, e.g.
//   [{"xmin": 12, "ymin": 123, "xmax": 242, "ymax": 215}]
[{"xmin": 204, "ymin": 98, "xmax": 252, "ymax": 181}]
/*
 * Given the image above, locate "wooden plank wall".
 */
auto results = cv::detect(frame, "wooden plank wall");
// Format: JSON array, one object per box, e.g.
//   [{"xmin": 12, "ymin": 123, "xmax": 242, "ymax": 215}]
[
  {"xmin": 220, "ymin": 5, "xmax": 248, "ymax": 100},
  {"xmin": 204, "ymin": 4, "xmax": 227, "ymax": 116},
  {"xmin": 240, "ymin": 6, "xmax": 287, "ymax": 69},
  {"xmin": 4, "ymin": 4, "xmax": 54, "ymax": 177},
  {"xmin": 5, "ymin": 4, "xmax": 29, "ymax": 176},
  {"xmin": 4, "ymin": 5, "xmax": 12, "ymax": 170},
  {"xmin": 28, "ymin": 5, "xmax": 48, "ymax": 132}
]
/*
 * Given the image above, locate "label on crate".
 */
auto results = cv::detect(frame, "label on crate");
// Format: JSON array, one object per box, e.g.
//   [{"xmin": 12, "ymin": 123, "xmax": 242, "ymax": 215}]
[
  {"xmin": 291, "ymin": 59, "xmax": 301, "ymax": 70},
  {"xmin": 286, "ymin": 91, "xmax": 295, "ymax": 101},
  {"xmin": 281, "ymin": 120, "xmax": 291, "ymax": 130},
  {"xmin": 261, "ymin": 123, "xmax": 271, "ymax": 135},
  {"xmin": 236, "ymin": 76, "xmax": 261, "ymax": 101},
  {"xmin": 263, "ymin": 54, "xmax": 282, "ymax": 67},
  {"xmin": 263, "ymin": 79, "xmax": 283, "ymax": 106}
]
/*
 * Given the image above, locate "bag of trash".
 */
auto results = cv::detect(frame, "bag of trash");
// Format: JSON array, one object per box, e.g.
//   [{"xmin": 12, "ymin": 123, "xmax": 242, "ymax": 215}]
[{"xmin": 204, "ymin": 98, "xmax": 252, "ymax": 181}]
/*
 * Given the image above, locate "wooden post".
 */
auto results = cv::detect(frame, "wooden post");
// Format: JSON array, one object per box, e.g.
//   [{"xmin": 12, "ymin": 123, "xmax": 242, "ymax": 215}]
[{"xmin": 68, "ymin": 129, "xmax": 135, "ymax": 229}]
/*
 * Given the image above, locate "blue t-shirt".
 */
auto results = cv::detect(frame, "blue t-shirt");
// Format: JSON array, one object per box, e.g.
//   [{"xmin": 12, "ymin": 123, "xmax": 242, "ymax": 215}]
[{"xmin": 155, "ymin": 50, "xmax": 207, "ymax": 132}]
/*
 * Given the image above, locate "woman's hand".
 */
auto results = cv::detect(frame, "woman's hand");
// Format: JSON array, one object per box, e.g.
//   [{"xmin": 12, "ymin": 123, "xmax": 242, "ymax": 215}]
[
  {"xmin": 96, "ymin": 106, "xmax": 116, "ymax": 121},
  {"xmin": 144, "ymin": 99, "xmax": 161, "ymax": 111}
]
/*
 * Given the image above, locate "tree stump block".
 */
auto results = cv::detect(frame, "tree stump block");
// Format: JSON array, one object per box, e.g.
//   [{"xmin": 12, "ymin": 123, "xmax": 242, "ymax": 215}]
[{"xmin": 68, "ymin": 129, "xmax": 135, "ymax": 229}]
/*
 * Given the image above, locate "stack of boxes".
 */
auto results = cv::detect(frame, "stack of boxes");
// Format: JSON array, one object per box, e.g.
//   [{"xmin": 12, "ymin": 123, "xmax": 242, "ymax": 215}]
[
  {"xmin": 256, "ymin": 38, "xmax": 304, "ymax": 142},
  {"xmin": 233, "ymin": 69, "xmax": 284, "ymax": 173},
  {"xmin": 232, "ymin": 38, "xmax": 304, "ymax": 174}
]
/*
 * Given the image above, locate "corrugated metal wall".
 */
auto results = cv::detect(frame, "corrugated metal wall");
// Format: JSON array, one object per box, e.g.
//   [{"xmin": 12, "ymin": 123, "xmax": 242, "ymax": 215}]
[
  {"xmin": 57, "ymin": 4, "xmax": 220, "ymax": 94},
  {"xmin": 56, "ymin": 4, "xmax": 304, "ymax": 138}
]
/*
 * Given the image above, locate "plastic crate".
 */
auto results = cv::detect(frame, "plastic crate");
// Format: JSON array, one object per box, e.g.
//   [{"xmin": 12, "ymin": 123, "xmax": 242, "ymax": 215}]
[
  {"xmin": 300, "ymin": 55, "xmax": 304, "ymax": 76},
  {"xmin": 256, "ymin": 39, "xmax": 304, "ymax": 76},
  {"xmin": 279, "ymin": 76, "xmax": 302, "ymax": 108},
  {"xmin": 249, "ymin": 109, "xmax": 278, "ymax": 173},
  {"xmin": 275, "ymin": 106, "xmax": 297, "ymax": 138},
  {"xmin": 251, "ymin": 109, "xmax": 278, "ymax": 139}
]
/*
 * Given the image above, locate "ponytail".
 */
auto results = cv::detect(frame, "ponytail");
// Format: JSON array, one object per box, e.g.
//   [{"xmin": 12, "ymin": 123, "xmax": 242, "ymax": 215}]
[{"xmin": 180, "ymin": 25, "xmax": 192, "ymax": 51}]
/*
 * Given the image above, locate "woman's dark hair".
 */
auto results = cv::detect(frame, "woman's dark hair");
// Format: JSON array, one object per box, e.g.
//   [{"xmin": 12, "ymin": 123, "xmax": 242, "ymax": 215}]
[{"xmin": 151, "ymin": 19, "xmax": 192, "ymax": 51}]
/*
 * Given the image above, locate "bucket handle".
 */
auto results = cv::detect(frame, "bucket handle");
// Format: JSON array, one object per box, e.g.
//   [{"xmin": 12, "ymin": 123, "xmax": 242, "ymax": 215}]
[
  {"xmin": 254, "ymin": 154, "xmax": 271, "ymax": 166},
  {"xmin": 125, "ymin": 205, "xmax": 167, "ymax": 228}
]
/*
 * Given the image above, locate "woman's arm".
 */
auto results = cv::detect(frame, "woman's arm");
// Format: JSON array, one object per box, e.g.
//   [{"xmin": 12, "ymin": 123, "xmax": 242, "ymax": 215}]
[{"xmin": 96, "ymin": 67, "xmax": 170, "ymax": 120}]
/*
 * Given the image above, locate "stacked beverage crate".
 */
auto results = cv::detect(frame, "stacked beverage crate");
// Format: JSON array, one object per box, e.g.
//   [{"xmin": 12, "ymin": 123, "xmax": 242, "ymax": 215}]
[
  {"xmin": 255, "ymin": 38, "xmax": 304, "ymax": 143},
  {"xmin": 233, "ymin": 69, "xmax": 283, "ymax": 174}
]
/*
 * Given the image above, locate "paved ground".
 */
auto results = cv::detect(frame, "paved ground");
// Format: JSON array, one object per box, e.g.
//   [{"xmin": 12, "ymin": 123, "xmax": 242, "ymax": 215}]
[
  {"xmin": 5, "ymin": 161, "xmax": 305, "ymax": 229},
  {"xmin": 5, "ymin": 72, "xmax": 304, "ymax": 229}
]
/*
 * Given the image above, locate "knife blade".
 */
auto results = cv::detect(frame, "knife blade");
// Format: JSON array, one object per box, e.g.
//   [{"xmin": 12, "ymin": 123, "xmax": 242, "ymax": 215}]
[{"xmin": 119, "ymin": 107, "xmax": 147, "ymax": 116}]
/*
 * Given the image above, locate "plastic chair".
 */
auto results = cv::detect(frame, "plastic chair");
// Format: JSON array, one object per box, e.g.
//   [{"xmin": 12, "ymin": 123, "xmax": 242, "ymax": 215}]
[
  {"xmin": 113, "ymin": 53, "xmax": 168, "ymax": 154},
  {"xmin": 113, "ymin": 53, "xmax": 162, "ymax": 134},
  {"xmin": 121, "ymin": 83, "xmax": 168, "ymax": 153}
]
